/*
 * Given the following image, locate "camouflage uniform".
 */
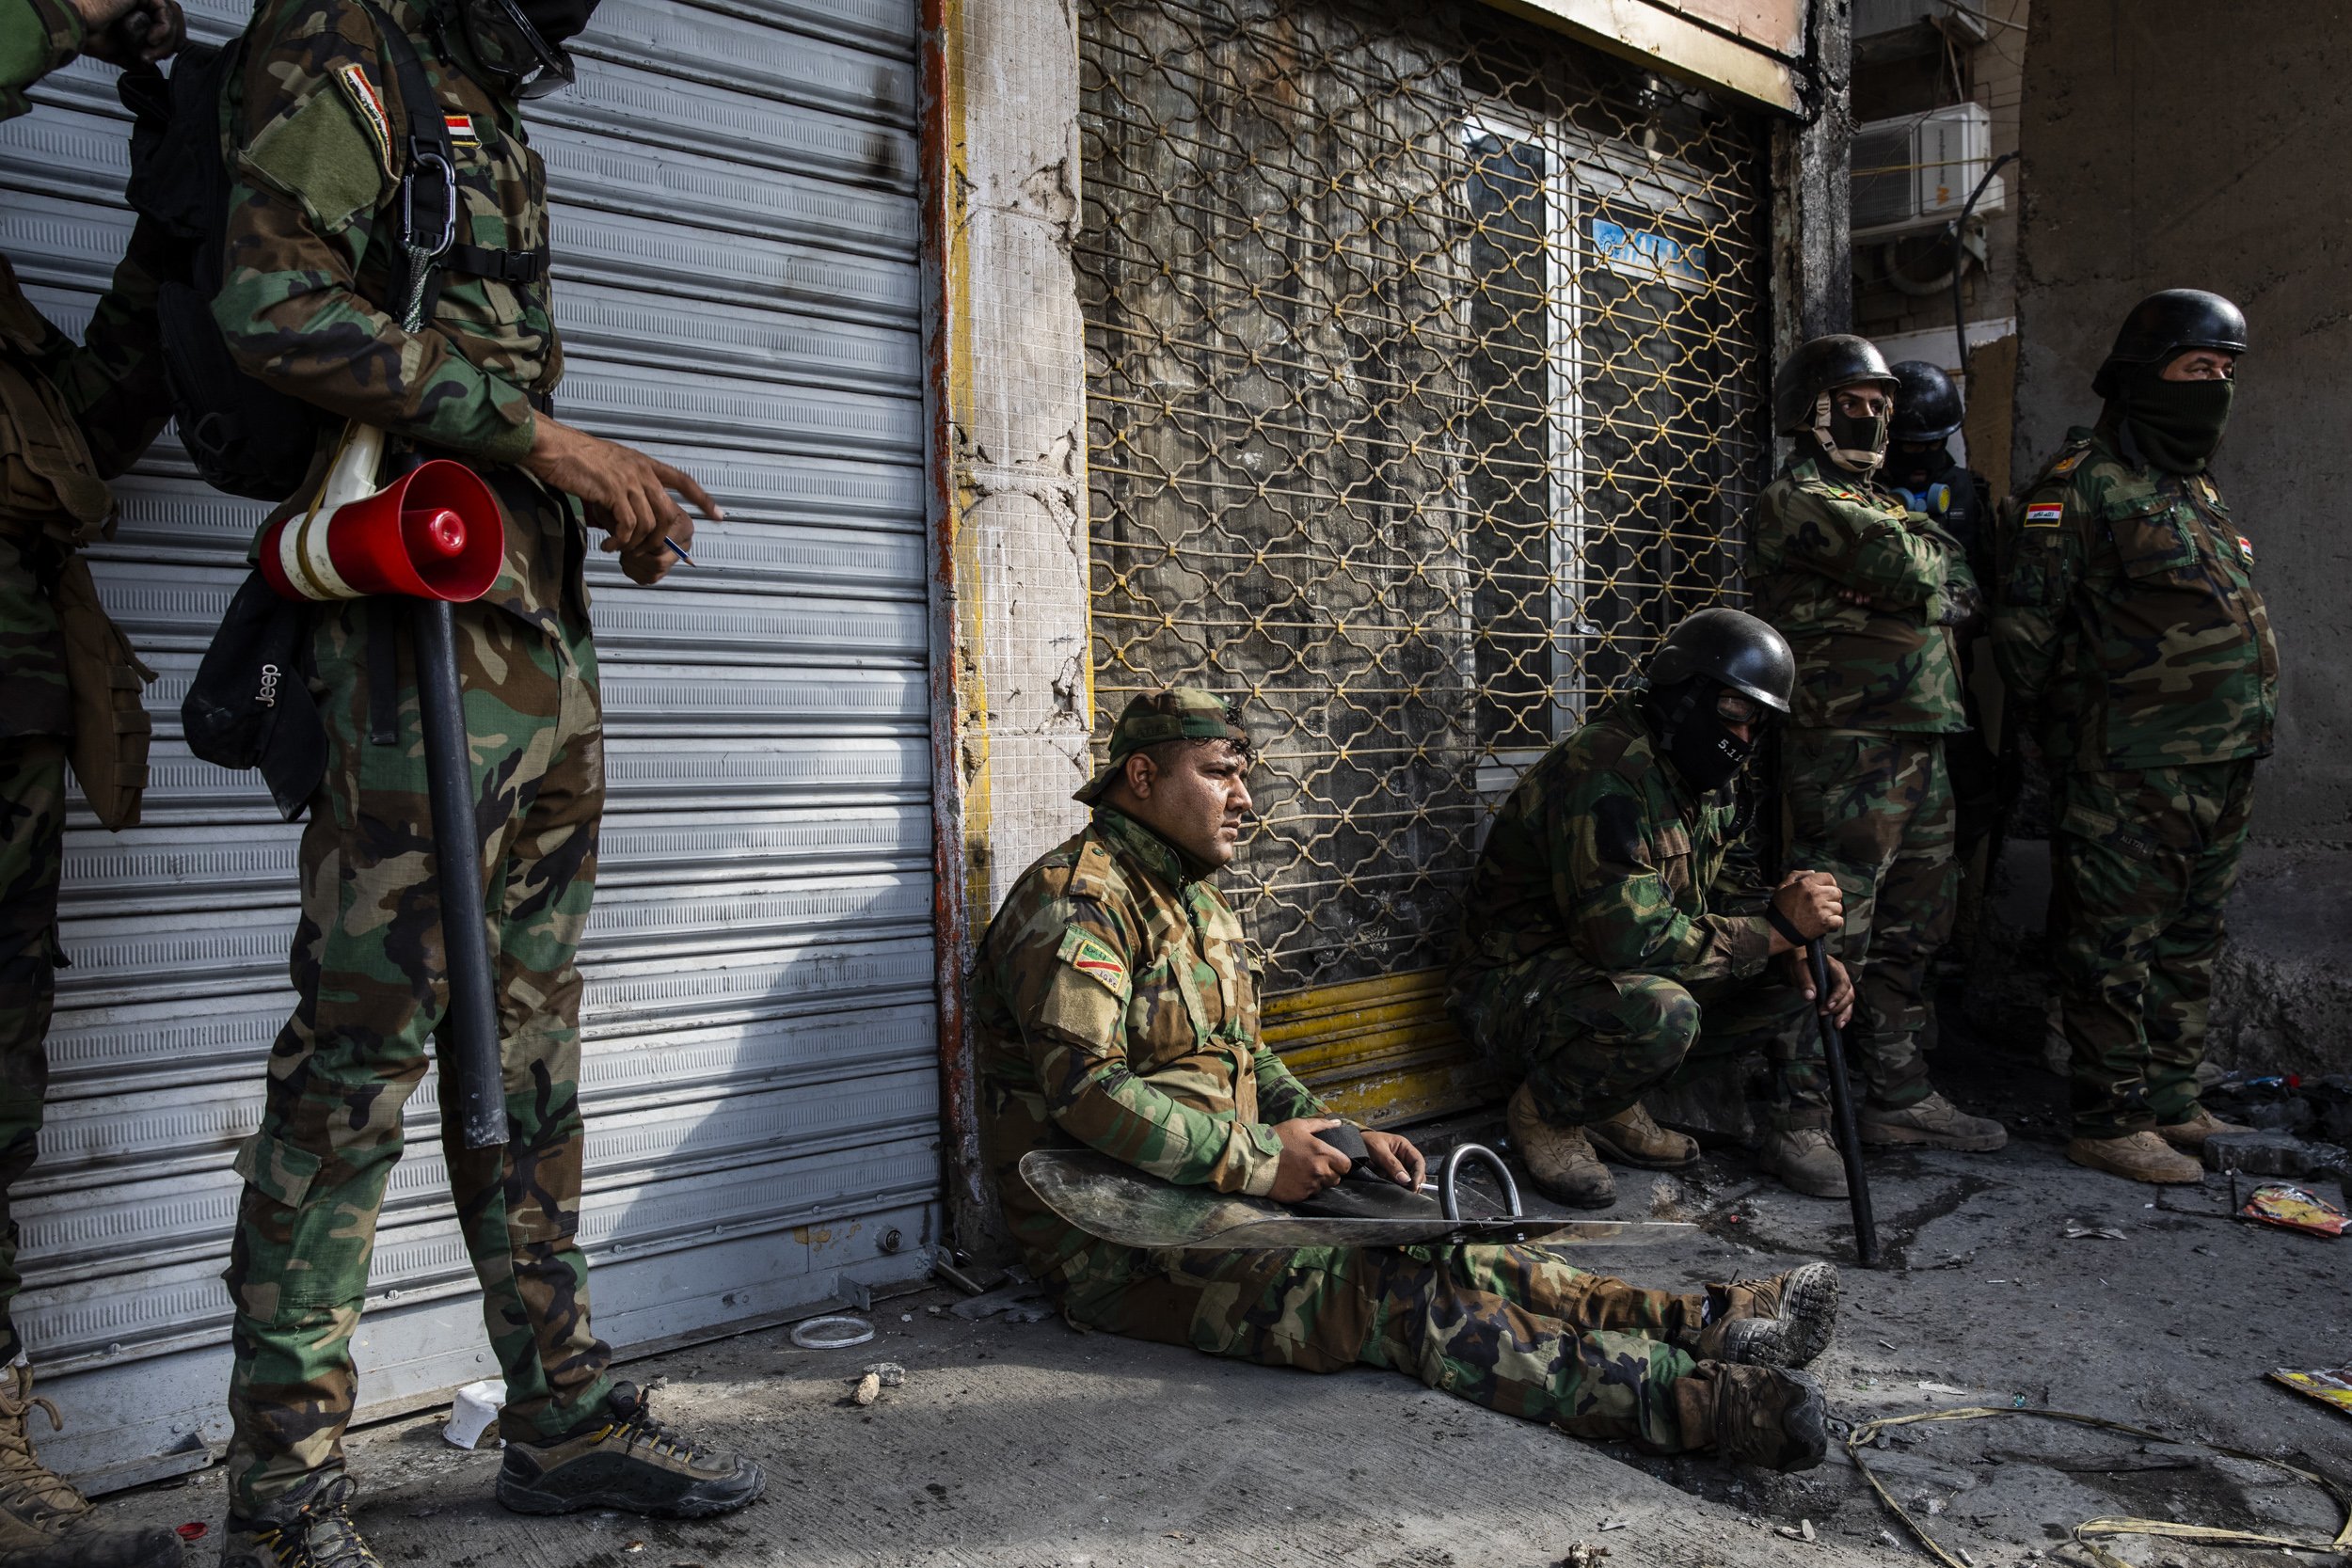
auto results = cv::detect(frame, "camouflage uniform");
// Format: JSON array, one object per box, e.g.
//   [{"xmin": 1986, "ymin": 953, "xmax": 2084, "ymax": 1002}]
[
  {"xmin": 216, "ymin": 0, "xmax": 612, "ymax": 1511},
  {"xmin": 1448, "ymin": 695, "xmax": 1821, "ymax": 1130},
  {"xmin": 0, "ymin": 0, "xmax": 174, "ymax": 1368},
  {"xmin": 977, "ymin": 796, "xmax": 1740, "ymax": 1453},
  {"xmin": 1992, "ymin": 428, "xmax": 2277, "ymax": 1137},
  {"xmin": 1752, "ymin": 455, "xmax": 1978, "ymax": 1109}
]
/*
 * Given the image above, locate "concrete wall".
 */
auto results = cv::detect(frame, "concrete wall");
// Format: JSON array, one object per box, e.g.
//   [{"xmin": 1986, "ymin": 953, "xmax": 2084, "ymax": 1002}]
[{"xmin": 2010, "ymin": 0, "xmax": 2352, "ymax": 846}]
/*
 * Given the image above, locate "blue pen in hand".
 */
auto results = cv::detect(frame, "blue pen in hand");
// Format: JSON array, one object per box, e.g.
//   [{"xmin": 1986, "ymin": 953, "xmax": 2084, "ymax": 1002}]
[{"xmin": 662, "ymin": 535, "xmax": 695, "ymax": 566}]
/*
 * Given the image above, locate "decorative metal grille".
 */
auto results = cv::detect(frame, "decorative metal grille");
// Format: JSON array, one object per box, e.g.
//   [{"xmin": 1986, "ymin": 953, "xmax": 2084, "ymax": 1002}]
[{"xmin": 1078, "ymin": 0, "xmax": 1769, "ymax": 995}]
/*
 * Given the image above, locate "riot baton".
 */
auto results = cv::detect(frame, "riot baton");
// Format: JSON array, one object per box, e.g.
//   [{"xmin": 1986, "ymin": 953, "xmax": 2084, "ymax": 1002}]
[{"xmin": 1808, "ymin": 941, "xmax": 1880, "ymax": 1266}]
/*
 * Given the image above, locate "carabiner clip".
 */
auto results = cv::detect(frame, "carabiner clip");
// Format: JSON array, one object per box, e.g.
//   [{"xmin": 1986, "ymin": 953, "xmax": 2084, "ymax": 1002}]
[{"xmin": 398, "ymin": 146, "xmax": 460, "ymax": 260}]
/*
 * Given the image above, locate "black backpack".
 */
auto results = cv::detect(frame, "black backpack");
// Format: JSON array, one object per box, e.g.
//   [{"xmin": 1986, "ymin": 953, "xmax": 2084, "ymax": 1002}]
[{"xmin": 118, "ymin": 3, "xmax": 480, "ymax": 501}]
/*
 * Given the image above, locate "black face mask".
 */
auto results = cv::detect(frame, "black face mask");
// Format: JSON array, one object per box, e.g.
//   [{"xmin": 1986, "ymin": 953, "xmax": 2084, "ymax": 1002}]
[
  {"xmin": 1646, "ymin": 680, "xmax": 1755, "ymax": 794},
  {"xmin": 455, "ymin": 0, "xmax": 597, "ymax": 98},
  {"xmin": 1810, "ymin": 392, "xmax": 1889, "ymax": 475},
  {"xmin": 517, "ymin": 0, "xmax": 595, "ymax": 44},
  {"xmin": 2119, "ymin": 366, "xmax": 2233, "ymax": 474}
]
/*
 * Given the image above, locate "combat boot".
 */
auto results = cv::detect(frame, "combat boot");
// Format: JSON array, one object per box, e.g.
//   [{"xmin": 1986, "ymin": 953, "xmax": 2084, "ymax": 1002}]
[
  {"xmin": 2154, "ymin": 1106, "xmax": 2250, "ymax": 1151},
  {"xmin": 1584, "ymin": 1101, "xmax": 1698, "ymax": 1171},
  {"xmin": 1757, "ymin": 1125, "xmax": 1848, "ymax": 1199},
  {"xmin": 1677, "ymin": 1363, "xmax": 1828, "ymax": 1472},
  {"xmin": 216, "ymin": 1473, "xmax": 377, "ymax": 1568},
  {"xmin": 2067, "ymin": 1131, "xmax": 2203, "ymax": 1185},
  {"xmin": 1697, "ymin": 1262, "xmax": 1839, "ymax": 1370},
  {"xmin": 1859, "ymin": 1091, "xmax": 2008, "ymax": 1151},
  {"xmin": 496, "ymin": 1382, "xmax": 763, "ymax": 1518},
  {"xmin": 0, "ymin": 1364, "xmax": 180, "ymax": 1568},
  {"xmin": 1505, "ymin": 1084, "xmax": 1613, "ymax": 1210}
]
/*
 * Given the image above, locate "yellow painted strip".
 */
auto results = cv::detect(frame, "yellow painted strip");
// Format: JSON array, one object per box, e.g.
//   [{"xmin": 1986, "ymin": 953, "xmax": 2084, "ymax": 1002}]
[{"xmin": 1264, "ymin": 966, "xmax": 1493, "ymax": 1127}]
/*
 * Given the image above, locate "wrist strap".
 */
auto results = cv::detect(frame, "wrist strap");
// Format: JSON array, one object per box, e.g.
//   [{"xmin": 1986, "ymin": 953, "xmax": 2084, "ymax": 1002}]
[{"xmin": 1765, "ymin": 904, "xmax": 1811, "ymax": 948}]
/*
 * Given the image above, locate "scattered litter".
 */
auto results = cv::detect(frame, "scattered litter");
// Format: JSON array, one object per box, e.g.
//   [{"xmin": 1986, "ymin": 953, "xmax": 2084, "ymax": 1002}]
[
  {"xmin": 2061, "ymin": 1219, "xmax": 2127, "ymax": 1241},
  {"xmin": 948, "ymin": 1282, "xmax": 1054, "ymax": 1323},
  {"xmin": 175, "ymin": 1523, "xmax": 207, "ymax": 1542},
  {"xmin": 791, "ymin": 1315, "xmax": 877, "ymax": 1350},
  {"xmin": 624, "ymin": 1544, "xmax": 644, "ymax": 1555},
  {"xmin": 852, "ymin": 1371, "xmax": 883, "ymax": 1406},
  {"xmin": 1773, "ymin": 1518, "xmax": 1818, "ymax": 1543},
  {"xmin": 1878, "ymin": 1338, "xmax": 1899, "ymax": 1351},
  {"xmin": 1556, "ymin": 1546, "xmax": 1611, "ymax": 1567},
  {"xmin": 1915, "ymin": 1381, "xmax": 1971, "ymax": 1396},
  {"xmin": 2239, "ymin": 1184, "xmax": 2348, "ymax": 1238},
  {"xmin": 2206, "ymin": 1131, "xmax": 2352, "ymax": 1180},
  {"xmin": 862, "ymin": 1361, "xmax": 906, "ymax": 1389},
  {"xmin": 1598, "ymin": 1516, "xmax": 1629, "ymax": 1531},
  {"xmin": 932, "ymin": 1259, "xmax": 993, "ymax": 1296},
  {"xmin": 442, "ymin": 1379, "xmax": 504, "ymax": 1449},
  {"xmin": 900, "ymin": 1313, "xmax": 914, "ymax": 1323},
  {"xmin": 2270, "ymin": 1368, "xmax": 2352, "ymax": 1420},
  {"xmin": 1876, "ymin": 1528, "xmax": 1899, "ymax": 1547}
]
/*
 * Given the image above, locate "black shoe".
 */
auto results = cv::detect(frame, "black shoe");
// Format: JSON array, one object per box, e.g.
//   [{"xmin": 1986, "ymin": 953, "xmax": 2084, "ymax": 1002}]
[{"xmin": 495, "ymin": 1382, "xmax": 764, "ymax": 1519}]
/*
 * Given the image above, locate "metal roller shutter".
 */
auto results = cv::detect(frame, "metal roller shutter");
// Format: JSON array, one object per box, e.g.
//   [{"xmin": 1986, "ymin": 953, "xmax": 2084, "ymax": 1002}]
[{"xmin": 10, "ymin": 0, "xmax": 935, "ymax": 1490}]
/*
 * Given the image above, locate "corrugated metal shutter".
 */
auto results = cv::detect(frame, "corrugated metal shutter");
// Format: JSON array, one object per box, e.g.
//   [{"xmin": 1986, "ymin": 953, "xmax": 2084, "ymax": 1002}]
[{"xmin": 10, "ymin": 0, "xmax": 935, "ymax": 1490}]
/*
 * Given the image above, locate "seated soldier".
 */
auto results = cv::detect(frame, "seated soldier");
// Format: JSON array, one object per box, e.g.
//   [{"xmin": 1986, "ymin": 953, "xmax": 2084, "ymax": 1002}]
[
  {"xmin": 974, "ymin": 687, "xmax": 1839, "ymax": 1473},
  {"xmin": 1449, "ymin": 610, "xmax": 1856, "ymax": 1206}
]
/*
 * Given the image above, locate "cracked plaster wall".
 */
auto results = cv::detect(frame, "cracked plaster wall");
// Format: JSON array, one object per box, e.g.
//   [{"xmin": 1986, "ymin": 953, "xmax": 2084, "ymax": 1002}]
[{"xmin": 951, "ymin": 0, "xmax": 1096, "ymax": 921}]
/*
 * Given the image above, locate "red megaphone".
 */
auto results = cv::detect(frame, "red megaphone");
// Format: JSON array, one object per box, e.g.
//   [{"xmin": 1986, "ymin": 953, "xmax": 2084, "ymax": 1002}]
[{"xmin": 262, "ymin": 437, "xmax": 504, "ymax": 604}]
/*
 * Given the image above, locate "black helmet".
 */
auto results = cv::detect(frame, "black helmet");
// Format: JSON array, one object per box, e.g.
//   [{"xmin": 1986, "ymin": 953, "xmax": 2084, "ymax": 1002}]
[
  {"xmin": 2091, "ymin": 289, "xmax": 2248, "ymax": 398},
  {"xmin": 1646, "ymin": 608, "xmax": 1794, "ymax": 714},
  {"xmin": 1888, "ymin": 359, "xmax": 1963, "ymax": 443},
  {"xmin": 1772, "ymin": 335, "xmax": 1897, "ymax": 434}
]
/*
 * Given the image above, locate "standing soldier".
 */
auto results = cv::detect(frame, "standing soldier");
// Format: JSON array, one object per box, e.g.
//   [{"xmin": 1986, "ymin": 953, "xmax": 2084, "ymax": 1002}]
[
  {"xmin": 1452, "ymin": 611, "xmax": 1861, "ymax": 1203},
  {"xmin": 979, "ymin": 688, "xmax": 1842, "ymax": 1475},
  {"xmin": 1993, "ymin": 290, "xmax": 2271, "ymax": 1185},
  {"xmin": 1752, "ymin": 336, "xmax": 2009, "ymax": 1164},
  {"xmin": 1882, "ymin": 360, "xmax": 2001, "ymax": 969},
  {"xmin": 210, "ymin": 0, "xmax": 760, "ymax": 1560},
  {"xmin": 0, "ymin": 0, "xmax": 190, "ymax": 1563}
]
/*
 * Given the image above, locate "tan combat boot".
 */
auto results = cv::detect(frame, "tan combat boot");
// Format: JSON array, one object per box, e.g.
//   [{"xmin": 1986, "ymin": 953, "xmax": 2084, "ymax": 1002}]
[
  {"xmin": 1696, "ymin": 1262, "xmax": 1840, "ymax": 1370},
  {"xmin": 1675, "ymin": 1362, "xmax": 1829, "ymax": 1471},
  {"xmin": 0, "ymin": 1365, "xmax": 181, "ymax": 1568},
  {"xmin": 1859, "ymin": 1090, "xmax": 2009, "ymax": 1151},
  {"xmin": 2067, "ymin": 1131, "xmax": 2203, "ymax": 1184},
  {"xmin": 1585, "ymin": 1101, "xmax": 1698, "ymax": 1171},
  {"xmin": 216, "ymin": 1472, "xmax": 378, "ymax": 1568},
  {"xmin": 496, "ymin": 1382, "xmax": 763, "ymax": 1518},
  {"xmin": 2154, "ymin": 1106, "xmax": 2250, "ymax": 1151},
  {"xmin": 1757, "ymin": 1125, "xmax": 1848, "ymax": 1199},
  {"xmin": 1506, "ymin": 1084, "xmax": 1613, "ymax": 1210}
]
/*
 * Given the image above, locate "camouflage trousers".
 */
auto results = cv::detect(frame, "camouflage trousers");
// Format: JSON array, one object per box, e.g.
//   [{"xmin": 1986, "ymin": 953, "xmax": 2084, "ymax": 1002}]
[
  {"xmin": 1454, "ymin": 958, "xmax": 1825, "ymax": 1131},
  {"xmin": 225, "ymin": 596, "xmax": 612, "ymax": 1513},
  {"xmin": 1782, "ymin": 729, "xmax": 1955, "ymax": 1110},
  {"xmin": 2053, "ymin": 760, "xmax": 2255, "ymax": 1139},
  {"xmin": 1050, "ymin": 1233, "xmax": 1704, "ymax": 1449},
  {"xmin": 0, "ymin": 737, "xmax": 64, "ymax": 1369}
]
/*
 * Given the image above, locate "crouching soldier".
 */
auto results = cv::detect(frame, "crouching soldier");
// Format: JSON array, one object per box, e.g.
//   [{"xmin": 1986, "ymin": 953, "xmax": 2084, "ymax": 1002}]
[
  {"xmin": 975, "ymin": 687, "xmax": 1840, "ymax": 1473},
  {"xmin": 1450, "ymin": 610, "xmax": 1859, "ymax": 1203}
]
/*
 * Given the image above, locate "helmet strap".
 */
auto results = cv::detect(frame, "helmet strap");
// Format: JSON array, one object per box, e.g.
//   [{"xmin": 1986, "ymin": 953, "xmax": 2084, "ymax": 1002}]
[{"xmin": 1812, "ymin": 391, "xmax": 1885, "ymax": 476}]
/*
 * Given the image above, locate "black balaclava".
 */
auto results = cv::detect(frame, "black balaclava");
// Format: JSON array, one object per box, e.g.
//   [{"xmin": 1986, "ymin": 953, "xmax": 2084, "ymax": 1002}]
[
  {"xmin": 2115, "ymin": 362, "xmax": 2233, "ymax": 474},
  {"xmin": 1810, "ymin": 391, "xmax": 1890, "ymax": 476},
  {"xmin": 516, "ymin": 0, "xmax": 595, "ymax": 44},
  {"xmin": 1645, "ymin": 678, "xmax": 1753, "ymax": 794}
]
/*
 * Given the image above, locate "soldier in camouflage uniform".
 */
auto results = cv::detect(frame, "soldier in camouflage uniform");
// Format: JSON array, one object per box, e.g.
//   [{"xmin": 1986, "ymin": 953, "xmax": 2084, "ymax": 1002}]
[
  {"xmin": 1993, "ymin": 290, "xmax": 2273, "ymax": 1186},
  {"xmin": 977, "ymin": 687, "xmax": 1841, "ymax": 1474},
  {"xmin": 213, "ymin": 0, "xmax": 759, "ymax": 1559},
  {"xmin": 1751, "ymin": 336, "xmax": 2008, "ymax": 1166},
  {"xmin": 1451, "ymin": 611, "xmax": 1861, "ymax": 1205},
  {"xmin": 0, "ymin": 0, "xmax": 192, "ymax": 1561}
]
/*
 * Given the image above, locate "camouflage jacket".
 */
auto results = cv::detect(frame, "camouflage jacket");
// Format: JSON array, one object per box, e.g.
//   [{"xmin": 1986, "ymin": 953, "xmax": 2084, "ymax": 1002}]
[
  {"xmin": 0, "ymin": 0, "xmax": 174, "ymax": 738},
  {"xmin": 1750, "ymin": 455, "xmax": 1979, "ymax": 734},
  {"xmin": 219, "ymin": 0, "xmax": 577, "ymax": 632},
  {"xmin": 1992, "ymin": 426, "xmax": 2278, "ymax": 772},
  {"xmin": 1451, "ymin": 695, "xmax": 1774, "ymax": 990},
  {"xmin": 973, "ymin": 808, "xmax": 1327, "ymax": 1273}
]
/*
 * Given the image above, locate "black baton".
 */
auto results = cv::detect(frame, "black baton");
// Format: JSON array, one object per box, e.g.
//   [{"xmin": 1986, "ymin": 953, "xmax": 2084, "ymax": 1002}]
[{"xmin": 1809, "ymin": 941, "xmax": 1879, "ymax": 1266}]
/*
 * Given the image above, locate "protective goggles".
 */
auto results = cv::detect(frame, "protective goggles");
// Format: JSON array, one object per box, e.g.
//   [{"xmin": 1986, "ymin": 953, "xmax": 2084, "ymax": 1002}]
[
  {"xmin": 1713, "ymin": 689, "xmax": 1773, "ymax": 727},
  {"xmin": 460, "ymin": 0, "xmax": 579, "ymax": 100}
]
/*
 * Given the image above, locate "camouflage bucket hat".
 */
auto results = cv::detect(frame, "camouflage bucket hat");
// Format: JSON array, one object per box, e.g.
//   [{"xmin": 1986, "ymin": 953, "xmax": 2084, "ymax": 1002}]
[{"xmin": 1073, "ymin": 687, "xmax": 1251, "ymax": 804}]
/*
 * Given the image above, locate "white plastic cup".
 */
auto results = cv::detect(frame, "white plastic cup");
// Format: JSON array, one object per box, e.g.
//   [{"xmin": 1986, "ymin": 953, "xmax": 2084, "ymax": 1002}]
[{"xmin": 443, "ymin": 1378, "xmax": 507, "ymax": 1449}]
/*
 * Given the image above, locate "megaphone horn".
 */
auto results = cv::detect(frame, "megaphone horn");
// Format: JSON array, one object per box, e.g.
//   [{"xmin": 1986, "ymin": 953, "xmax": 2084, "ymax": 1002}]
[{"xmin": 260, "ymin": 424, "xmax": 505, "ymax": 604}]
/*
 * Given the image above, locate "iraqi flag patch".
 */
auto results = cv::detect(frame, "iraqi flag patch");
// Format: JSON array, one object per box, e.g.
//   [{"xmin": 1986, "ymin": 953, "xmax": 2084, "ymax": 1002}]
[
  {"xmin": 333, "ymin": 64, "xmax": 396, "ymax": 181},
  {"xmin": 445, "ymin": 113, "xmax": 480, "ymax": 146},
  {"xmin": 1058, "ymin": 927, "xmax": 1132, "ymax": 1002},
  {"xmin": 2024, "ymin": 500, "xmax": 2065, "ymax": 529},
  {"xmin": 2238, "ymin": 533, "xmax": 2255, "ymax": 563}
]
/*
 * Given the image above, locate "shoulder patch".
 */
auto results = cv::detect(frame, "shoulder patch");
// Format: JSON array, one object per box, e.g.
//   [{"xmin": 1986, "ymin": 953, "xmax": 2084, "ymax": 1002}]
[
  {"xmin": 1057, "ymin": 927, "xmax": 1132, "ymax": 1003},
  {"xmin": 1592, "ymin": 794, "xmax": 1647, "ymax": 869},
  {"xmin": 2052, "ymin": 451, "xmax": 2086, "ymax": 475},
  {"xmin": 2024, "ymin": 500, "xmax": 2065, "ymax": 529},
  {"xmin": 1067, "ymin": 835, "xmax": 1118, "ymax": 900},
  {"xmin": 2237, "ymin": 533, "xmax": 2254, "ymax": 563},
  {"xmin": 333, "ymin": 63, "xmax": 396, "ymax": 181}
]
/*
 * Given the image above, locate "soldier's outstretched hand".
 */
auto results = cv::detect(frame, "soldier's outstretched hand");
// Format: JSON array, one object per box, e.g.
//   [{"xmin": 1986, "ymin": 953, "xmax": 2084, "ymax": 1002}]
[
  {"xmin": 1361, "ymin": 1128, "xmax": 1425, "ymax": 1190},
  {"xmin": 1268, "ymin": 1117, "xmax": 1352, "ymax": 1202},
  {"xmin": 73, "ymin": 0, "xmax": 183, "ymax": 64},
  {"xmin": 524, "ymin": 416, "xmax": 722, "ymax": 568},
  {"xmin": 1769, "ymin": 868, "xmax": 1845, "ymax": 947}
]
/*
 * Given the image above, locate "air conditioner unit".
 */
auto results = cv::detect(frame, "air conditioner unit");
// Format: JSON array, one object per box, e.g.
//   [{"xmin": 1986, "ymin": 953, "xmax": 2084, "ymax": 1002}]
[{"xmin": 1851, "ymin": 103, "xmax": 2002, "ymax": 243}]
